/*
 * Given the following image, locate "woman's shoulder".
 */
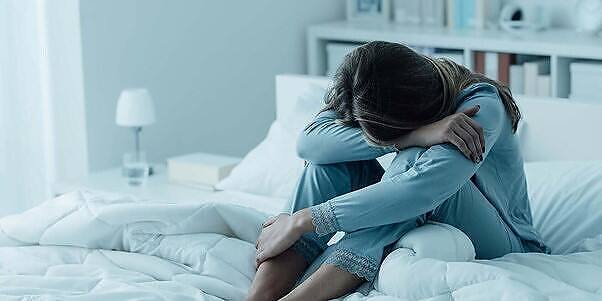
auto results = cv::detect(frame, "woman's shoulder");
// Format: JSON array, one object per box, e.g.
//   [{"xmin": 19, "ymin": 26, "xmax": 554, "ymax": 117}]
[
  {"xmin": 457, "ymin": 82, "xmax": 500, "ymax": 102},
  {"xmin": 455, "ymin": 82, "xmax": 508, "ymax": 130}
]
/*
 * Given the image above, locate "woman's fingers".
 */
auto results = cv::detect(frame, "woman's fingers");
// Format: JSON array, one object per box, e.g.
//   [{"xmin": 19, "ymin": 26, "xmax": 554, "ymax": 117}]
[
  {"xmin": 459, "ymin": 118, "xmax": 483, "ymax": 160},
  {"xmin": 448, "ymin": 131, "xmax": 472, "ymax": 160},
  {"xmin": 463, "ymin": 116, "xmax": 485, "ymax": 153},
  {"xmin": 460, "ymin": 106, "xmax": 484, "ymax": 153},
  {"xmin": 256, "ymin": 247, "xmax": 273, "ymax": 267},
  {"xmin": 451, "ymin": 122, "xmax": 479, "ymax": 162},
  {"xmin": 262, "ymin": 216, "xmax": 277, "ymax": 228},
  {"xmin": 461, "ymin": 105, "xmax": 480, "ymax": 117},
  {"xmin": 256, "ymin": 251, "xmax": 267, "ymax": 266},
  {"xmin": 255, "ymin": 243, "xmax": 265, "ymax": 268},
  {"xmin": 255, "ymin": 231, "xmax": 264, "ymax": 249},
  {"xmin": 255, "ymin": 254, "xmax": 262, "ymax": 269}
]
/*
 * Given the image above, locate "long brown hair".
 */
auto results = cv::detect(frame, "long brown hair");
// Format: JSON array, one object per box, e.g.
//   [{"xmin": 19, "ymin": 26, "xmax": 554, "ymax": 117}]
[{"xmin": 321, "ymin": 41, "xmax": 521, "ymax": 146}]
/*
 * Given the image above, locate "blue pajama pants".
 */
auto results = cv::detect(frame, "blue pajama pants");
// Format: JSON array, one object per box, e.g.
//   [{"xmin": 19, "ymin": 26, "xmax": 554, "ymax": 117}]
[{"xmin": 289, "ymin": 157, "xmax": 525, "ymax": 292}]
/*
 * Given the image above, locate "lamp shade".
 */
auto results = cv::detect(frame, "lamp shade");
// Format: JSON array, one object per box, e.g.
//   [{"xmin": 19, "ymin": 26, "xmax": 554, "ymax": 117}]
[{"xmin": 115, "ymin": 88, "xmax": 156, "ymax": 127}]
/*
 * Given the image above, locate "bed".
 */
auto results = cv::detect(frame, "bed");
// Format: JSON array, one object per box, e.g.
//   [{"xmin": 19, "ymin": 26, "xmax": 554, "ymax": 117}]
[{"xmin": 1, "ymin": 74, "xmax": 601, "ymax": 300}]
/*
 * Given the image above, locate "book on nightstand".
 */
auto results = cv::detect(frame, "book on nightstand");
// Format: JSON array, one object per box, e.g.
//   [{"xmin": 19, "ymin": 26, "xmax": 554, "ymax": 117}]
[{"xmin": 167, "ymin": 153, "xmax": 241, "ymax": 190}]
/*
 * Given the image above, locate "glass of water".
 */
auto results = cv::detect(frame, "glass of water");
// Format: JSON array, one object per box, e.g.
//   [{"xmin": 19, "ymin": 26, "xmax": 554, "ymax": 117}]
[{"xmin": 122, "ymin": 152, "xmax": 150, "ymax": 186}]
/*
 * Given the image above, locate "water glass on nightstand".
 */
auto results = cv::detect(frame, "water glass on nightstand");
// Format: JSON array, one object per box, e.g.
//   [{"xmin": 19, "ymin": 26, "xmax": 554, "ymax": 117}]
[{"xmin": 122, "ymin": 152, "xmax": 150, "ymax": 186}]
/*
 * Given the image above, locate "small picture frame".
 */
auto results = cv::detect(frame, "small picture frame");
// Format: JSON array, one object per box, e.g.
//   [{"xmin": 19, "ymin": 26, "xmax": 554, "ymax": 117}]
[{"xmin": 346, "ymin": 0, "xmax": 391, "ymax": 23}]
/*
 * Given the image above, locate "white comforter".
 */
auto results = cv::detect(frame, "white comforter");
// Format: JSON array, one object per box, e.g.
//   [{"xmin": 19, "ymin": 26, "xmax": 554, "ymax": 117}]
[{"xmin": 0, "ymin": 192, "xmax": 601, "ymax": 301}]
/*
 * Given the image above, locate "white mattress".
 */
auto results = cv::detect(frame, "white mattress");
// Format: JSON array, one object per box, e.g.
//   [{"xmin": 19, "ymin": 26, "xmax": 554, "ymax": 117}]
[
  {"xmin": 188, "ymin": 190, "xmax": 287, "ymax": 215},
  {"xmin": 1, "ymin": 191, "xmax": 601, "ymax": 301}
]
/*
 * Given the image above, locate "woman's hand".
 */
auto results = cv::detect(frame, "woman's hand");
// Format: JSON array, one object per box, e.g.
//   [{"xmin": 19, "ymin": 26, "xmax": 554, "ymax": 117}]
[
  {"xmin": 255, "ymin": 209, "xmax": 314, "ymax": 267},
  {"xmin": 395, "ymin": 106, "xmax": 485, "ymax": 163}
]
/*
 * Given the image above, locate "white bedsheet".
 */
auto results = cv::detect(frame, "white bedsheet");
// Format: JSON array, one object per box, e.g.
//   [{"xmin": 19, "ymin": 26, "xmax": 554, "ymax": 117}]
[
  {"xmin": 188, "ymin": 189, "xmax": 287, "ymax": 215},
  {"xmin": 0, "ymin": 191, "xmax": 268, "ymax": 300},
  {"xmin": 1, "ymin": 191, "xmax": 601, "ymax": 301}
]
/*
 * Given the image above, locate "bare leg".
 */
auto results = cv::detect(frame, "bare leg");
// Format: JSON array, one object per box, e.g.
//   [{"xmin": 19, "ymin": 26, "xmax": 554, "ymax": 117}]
[
  {"xmin": 281, "ymin": 264, "xmax": 363, "ymax": 301},
  {"xmin": 245, "ymin": 249, "xmax": 308, "ymax": 301}
]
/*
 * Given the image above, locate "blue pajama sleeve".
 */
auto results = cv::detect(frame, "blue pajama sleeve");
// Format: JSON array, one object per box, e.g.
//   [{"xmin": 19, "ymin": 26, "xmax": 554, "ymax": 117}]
[
  {"xmin": 309, "ymin": 87, "xmax": 506, "ymax": 235},
  {"xmin": 296, "ymin": 110, "xmax": 396, "ymax": 164}
]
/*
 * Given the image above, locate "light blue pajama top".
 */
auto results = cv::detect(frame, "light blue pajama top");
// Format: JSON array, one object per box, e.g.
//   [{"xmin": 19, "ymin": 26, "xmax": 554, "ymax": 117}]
[{"xmin": 297, "ymin": 83, "xmax": 549, "ymax": 253}]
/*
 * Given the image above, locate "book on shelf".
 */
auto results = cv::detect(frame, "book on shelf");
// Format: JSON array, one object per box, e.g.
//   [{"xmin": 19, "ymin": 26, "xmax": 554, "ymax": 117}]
[
  {"xmin": 474, "ymin": 0, "xmax": 502, "ymax": 30},
  {"xmin": 474, "ymin": 52, "xmax": 485, "ymax": 74},
  {"xmin": 523, "ymin": 63, "xmax": 538, "ymax": 96},
  {"xmin": 509, "ymin": 65, "xmax": 524, "ymax": 95},
  {"xmin": 452, "ymin": 0, "xmax": 471, "ymax": 28},
  {"xmin": 446, "ymin": 0, "xmax": 455, "ymax": 28},
  {"xmin": 523, "ymin": 60, "xmax": 550, "ymax": 96},
  {"xmin": 497, "ymin": 53, "xmax": 512, "ymax": 85},
  {"xmin": 464, "ymin": 0, "xmax": 476, "ymax": 28},
  {"xmin": 421, "ymin": 0, "xmax": 445, "ymax": 27},
  {"xmin": 393, "ymin": 0, "xmax": 422, "ymax": 25},
  {"xmin": 484, "ymin": 52, "xmax": 499, "ymax": 81},
  {"xmin": 438, "ymin": 0, "xmax": 501, "ymax": 29},
  {"xmin": 474, "ymin": 0, "xmax": 485, "ymax": 29},
  {"xmin": 473, "ymin": 52, "xmax": 514, "ymax": 86}
]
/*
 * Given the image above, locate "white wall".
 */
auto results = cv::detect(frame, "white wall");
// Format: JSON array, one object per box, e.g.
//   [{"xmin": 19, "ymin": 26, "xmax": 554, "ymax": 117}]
[{"xmin": 79, "ymin": 0, "xmax": 345, "ymax": 171}]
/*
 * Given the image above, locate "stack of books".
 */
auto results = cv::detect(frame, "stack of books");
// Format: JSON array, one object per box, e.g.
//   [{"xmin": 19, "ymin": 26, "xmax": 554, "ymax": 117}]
[
  {"xmin": 474, "ymin": 52, "xmax": 551, "ymax": 97},
  {"xmin": 393, "ymin": 0, "xmax": 444, "ymax": 27},
  {"xmin": 520, "ymin": 60, "xmax": 551, "ymax": 97},
  {"xmin": 570, "ymin": 62, "xmax": 602, "ymax": 103},
  {"xmin": 393, "ymin": 0, "xmax": 501, "ymax": 29},
  {"xmin": 167, "ymin": 153, "xmax": 241, "ymax": 190}
]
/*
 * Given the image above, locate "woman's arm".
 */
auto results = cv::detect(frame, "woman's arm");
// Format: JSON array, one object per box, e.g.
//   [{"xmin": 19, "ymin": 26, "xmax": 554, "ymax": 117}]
[
  {"xmin": 394, "ymin": 105, "xmax": 485, "ymax": 163},
  {"xmin": 296, "ymin": 110, "xmax": 396, "ymax": 164},
  {"xmin": 297, "ymin": 107, "xmax": 485, "ymax": 165},
  {"xmin": 307, "ymin": 85, "xmax": 505, "ymax": 235}
]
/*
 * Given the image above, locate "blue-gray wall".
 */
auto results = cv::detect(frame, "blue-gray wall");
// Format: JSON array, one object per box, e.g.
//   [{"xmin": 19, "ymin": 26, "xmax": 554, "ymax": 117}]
[{"xmin": 79, "ymin": 0, "xmax": 345, "ymax": 171}]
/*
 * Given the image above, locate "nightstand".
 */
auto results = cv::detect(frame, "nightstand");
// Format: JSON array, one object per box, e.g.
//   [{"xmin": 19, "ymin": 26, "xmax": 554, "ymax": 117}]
[{"xmin": 53, "ymin": 164, "xmax": 219, "ymax": 202}]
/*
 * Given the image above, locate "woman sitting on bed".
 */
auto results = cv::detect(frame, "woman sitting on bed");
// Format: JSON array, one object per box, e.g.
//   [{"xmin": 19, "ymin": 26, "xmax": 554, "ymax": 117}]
[{"xmin": 246, "ymin": 41, "xmax": 549, "ymax": 301}]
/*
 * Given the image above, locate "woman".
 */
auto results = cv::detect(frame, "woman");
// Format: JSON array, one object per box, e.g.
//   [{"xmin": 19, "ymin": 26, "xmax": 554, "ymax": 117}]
[{"xmin": 246, "ymin": 41, "xmax": 548, "ymax": 301}]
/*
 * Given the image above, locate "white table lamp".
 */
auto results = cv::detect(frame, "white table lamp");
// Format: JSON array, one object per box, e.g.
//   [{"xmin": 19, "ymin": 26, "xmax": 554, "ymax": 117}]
[{"xmin": 116, "ymin": 88, "xmax": 155, "ymax": 164}]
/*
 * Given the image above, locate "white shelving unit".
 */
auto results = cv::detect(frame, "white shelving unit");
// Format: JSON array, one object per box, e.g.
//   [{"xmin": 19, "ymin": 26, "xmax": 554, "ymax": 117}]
[{"xmin": 307, "ymin": 21, "xmax": 602, "ymax": 99}]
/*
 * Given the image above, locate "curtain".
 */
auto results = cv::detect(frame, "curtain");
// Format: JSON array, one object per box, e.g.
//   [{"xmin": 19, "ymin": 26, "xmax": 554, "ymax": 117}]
[
  {"xmin": 0, "ymin": 0, "xmax": 87, "ymax": 216},
  {"xmin": 0, "ymin": 0, "xmax": 54, "ymax": 215}
]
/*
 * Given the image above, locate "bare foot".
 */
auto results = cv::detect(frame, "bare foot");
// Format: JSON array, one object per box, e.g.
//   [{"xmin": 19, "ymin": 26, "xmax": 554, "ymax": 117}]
[{"xmin": 245, "ymin": 248, "xmax": 308, "ymax": 301}]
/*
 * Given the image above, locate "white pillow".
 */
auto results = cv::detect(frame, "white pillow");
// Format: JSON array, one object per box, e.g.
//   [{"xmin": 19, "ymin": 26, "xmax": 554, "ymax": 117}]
[
  {"xmin": 279, "ymin": 83, "xmax": 326, "ymax": 135},
  {"xmin": 524, "ymin": 160, "xmax": 602, "ymax": 254},
  {"xmin": 215, "ymin": 121, "xmax": 304, "ymax": 200},
  {"xmin": 376, "ymin": 221, "xmax": 475, "ymax": 299},
  {"xmin": 217, "ymin": 85, "xmax": 326, "ymax": 201}
]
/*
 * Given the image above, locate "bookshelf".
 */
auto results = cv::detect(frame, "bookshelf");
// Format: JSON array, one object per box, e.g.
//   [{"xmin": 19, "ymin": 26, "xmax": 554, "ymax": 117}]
[{"xmin": 307, "ymin": 21, "xmax": 602, "ymax": 100}]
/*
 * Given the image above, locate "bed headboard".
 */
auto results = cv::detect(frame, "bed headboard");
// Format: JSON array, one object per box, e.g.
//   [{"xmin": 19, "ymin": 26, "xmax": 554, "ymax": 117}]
[
  {"xmin": 516, "ymin": 98, "xmax": 602, "ymax": 161},
  {"xmin": 275, "ymin": 74, "xmax": 602, "ymax": 162}
]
